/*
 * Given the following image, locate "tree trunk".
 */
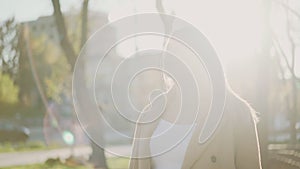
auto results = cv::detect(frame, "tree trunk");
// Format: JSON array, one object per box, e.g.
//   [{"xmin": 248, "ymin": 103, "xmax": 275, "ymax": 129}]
[
  {"xmin": 51, "ymin": 0, "xmax": 108, "ymax": 168},
  {"xmin": 291, "ymin": 76, "xmax": 298, "ymax": 144},
  {"xmin": 51, "ymin": 0, "xmax": 76, "ymax": 69},
  {"xmin": 79, "ymin": 1, "xmax": 108, "ymax": 168}
]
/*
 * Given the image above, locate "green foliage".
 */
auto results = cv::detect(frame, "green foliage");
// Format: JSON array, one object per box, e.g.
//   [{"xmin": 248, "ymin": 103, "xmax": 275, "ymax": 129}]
[
  {"xmin": 43, "ymin": 41, "xmax": 71, "ymax": 103},
  {"xmin": 19, "ymin": 33, "xmax": 71, "ymax": 105},
  {"xmin": 107, "ymin": 157, "xmax": 129, "ymax": 169},
  {"xmin": 0, "ymin": 18, "xmax": 19, "ymax": 79},
  {"xmin": 0, "ymin": 72, "xmax": 18, "ymax": 104},
  {"xmin": 32, "ymin": 33, "xmax": 71, "ymax": 103},
  {"xmin": 0, "ymin": 157, "xmax": 129, "ymax": 169},
  {"xmin": 1, "ymin": 163, "xmax": 91, "ymax": 169},
  {"xmin": 0, "ymin": 141, "xmax": 60, "ymax": 153}
]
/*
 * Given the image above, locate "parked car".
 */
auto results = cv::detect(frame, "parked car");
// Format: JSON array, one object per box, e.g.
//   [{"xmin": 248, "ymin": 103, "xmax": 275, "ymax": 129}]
[{"xmin": 0, "ymin": 120, "xmax": 30, "ymax": 143}]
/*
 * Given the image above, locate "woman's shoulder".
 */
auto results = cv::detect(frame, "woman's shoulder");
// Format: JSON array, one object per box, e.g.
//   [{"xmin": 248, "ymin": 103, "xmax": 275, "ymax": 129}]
[{"xmin": 225, "ymin": 88, "xmax": 259, "ymax": 124}]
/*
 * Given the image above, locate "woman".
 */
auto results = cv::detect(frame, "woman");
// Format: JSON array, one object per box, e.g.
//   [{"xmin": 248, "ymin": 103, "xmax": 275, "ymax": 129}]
[{"xmin": 129, "ymin": 28, "xmax": 262, "ymax": 169}]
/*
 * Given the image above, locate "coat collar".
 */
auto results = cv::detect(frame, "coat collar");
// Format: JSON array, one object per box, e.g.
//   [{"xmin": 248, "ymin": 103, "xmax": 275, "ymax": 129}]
[
  {"xmin": 181, "ymin": 91, "xmax": 233, "ymax": 169},
  {"xmin": 180, "ymin": 88, "xmax": 214, "ymax": 168}
]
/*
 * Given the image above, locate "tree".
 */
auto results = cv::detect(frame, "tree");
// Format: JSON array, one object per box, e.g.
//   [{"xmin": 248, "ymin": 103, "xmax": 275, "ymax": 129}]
[
  {"xmin": 272, "ymin": 0, "xmax": 300, "ymax": 144},
  {"xmin": 0, "ymin": 18, "xmax": 19, "ymax": 79},
  {"xmin": 51, "ymin": 0, "xmax": 108, "ymax": 168},
  {"xmin": 0, "ymin": 72, "xmax": 18, "ymax": 104},
  {"xmin": 0, "ymin": 71, "xmax": 19, "ymax": 116},
  {"xmin": 0, "ymin": 18, "xmax": 21, "ymax": 117}
]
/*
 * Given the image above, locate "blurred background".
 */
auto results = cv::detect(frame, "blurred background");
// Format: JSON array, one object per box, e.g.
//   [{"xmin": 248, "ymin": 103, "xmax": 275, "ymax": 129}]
[{"xmin": 0, "ymin": 0, "xmax": 299, "ymax": 168}]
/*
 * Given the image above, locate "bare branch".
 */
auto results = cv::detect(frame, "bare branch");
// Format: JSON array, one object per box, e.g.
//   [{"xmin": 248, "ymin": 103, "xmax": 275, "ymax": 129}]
[
  {"xmin": 274, "ymin": 53, "xmax": 286, "ymax": 79},
  {"xmin": 272, "ymin": 0, "xmax": 297, "ymax": 77},
  {"xmin": 273, "ymin": 0, "xmax": 300, "ymax": 20},
  {"xmin": 156, "ymin": 0, "xmax": 165, "ymax": 14},
  {"xmin": 80, "ymin": 0, "xmax": 89, "ymax": 48},
  {"xmin": 271, "ymin": 33, "xmax": 293, "ymax": 73},
  {"xmin": 156, "ymin": 0, "xmax": 174, "ymax": 34},
  {"xmin": 283, "ymin": 0, "xmax": 296, "ymax": 77},
  {"xmin": 51, "ymin": 0, "xmax": 76, "ymax": 69}
]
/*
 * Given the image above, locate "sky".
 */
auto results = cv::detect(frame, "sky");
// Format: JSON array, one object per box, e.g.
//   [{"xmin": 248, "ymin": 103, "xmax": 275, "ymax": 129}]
[
  {"xmin": 0, "ymin": 0, "xmax": 166, "ymax": 22},
  {"xmin": 0, "ymin": 0, "xmax": 128, "ymax": 22},
  {"xmin": 0, "ymin": 0, "xmax": 66, "ymax": 22},
  {"xmin": 0, "ymin": 0, "xmax": 298, "ymax": 76},
  {"xmin": 0, "ymin": 0, "xmax": 269, "ymax": 64}
]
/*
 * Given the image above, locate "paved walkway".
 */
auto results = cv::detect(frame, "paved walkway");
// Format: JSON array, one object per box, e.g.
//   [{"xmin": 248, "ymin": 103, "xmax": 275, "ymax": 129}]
[{"xmin": 0, "ymin": 145, "xmax": 131, "ymax": 167}]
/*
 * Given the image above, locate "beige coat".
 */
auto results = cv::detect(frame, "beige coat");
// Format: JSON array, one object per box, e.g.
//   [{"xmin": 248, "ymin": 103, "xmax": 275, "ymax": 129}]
[{"xmin": 129, "ymin": 89, "xmax": 262, "ymax": 169}]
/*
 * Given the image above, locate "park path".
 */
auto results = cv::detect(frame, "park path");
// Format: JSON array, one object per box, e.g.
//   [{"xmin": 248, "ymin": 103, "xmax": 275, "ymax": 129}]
[{"xmin": 0, "ymin": 145, "xmax": 131, "ymax": 168}]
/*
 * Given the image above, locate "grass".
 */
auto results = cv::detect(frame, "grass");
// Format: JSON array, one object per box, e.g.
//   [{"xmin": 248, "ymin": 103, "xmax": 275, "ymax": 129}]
[
  {"xmin": 0, "ymin": 157, "xmax": 129, "ymax": 169},
  {"xmin": 0, "ymin": 142, "xmax": 59, "ymax": 153},
  {"xmin": 0, "ymin": 163, "xmax": 90, "ymax": 169},
  {"xmin": 107, "ymin": 157, "xmax": 129, "ymax": 169},
  {"xmin": 0, "ymin": 142, "xmax": 129, "ymax": 169}
]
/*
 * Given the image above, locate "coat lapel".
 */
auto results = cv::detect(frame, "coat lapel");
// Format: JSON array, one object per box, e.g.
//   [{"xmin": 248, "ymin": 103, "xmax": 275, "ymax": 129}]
[
  {"xmin": 181, "ymin": 97, "xmax": 228, "ymax": 169},
  {"xmin": 181, "ymin": 117, "xmax": 213, "ymax": 168}
]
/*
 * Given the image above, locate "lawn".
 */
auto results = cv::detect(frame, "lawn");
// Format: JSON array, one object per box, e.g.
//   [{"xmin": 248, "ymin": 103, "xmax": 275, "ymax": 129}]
[
  {"xmin": 0, "ymin": 142, "xmax": 59, "ymax": 153},
  {"xmin": 0, "ymin": 157, "xmax": 129, "ymax": 169},
  {"xmin": 1, "ymin": 163, "xmax": 89, "ymax": 169}
]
